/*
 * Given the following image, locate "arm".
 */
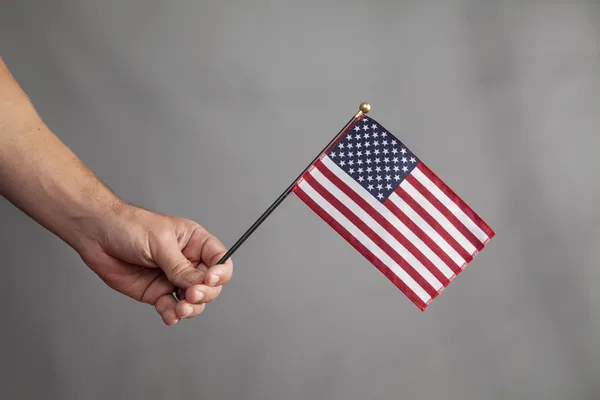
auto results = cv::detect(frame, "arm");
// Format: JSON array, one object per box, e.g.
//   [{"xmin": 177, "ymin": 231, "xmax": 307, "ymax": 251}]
[
  {"xmin": 0, "ymin": 58, "xmax": 120, "ymax": 251},
  {"xmin": 0, "ymin": 57, "xmax": 232, "ymax": 325}
]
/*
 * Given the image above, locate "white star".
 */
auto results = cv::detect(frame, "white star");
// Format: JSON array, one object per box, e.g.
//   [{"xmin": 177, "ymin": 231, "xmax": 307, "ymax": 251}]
[
  {"xmin": 353, "ymin": 126, "xmax": 361, "ymax": 132},
  {"xmin": 376, "ymin": 175, "xmax": 383, "ymax": 182},
  {"xmin": 349, "ymin": 168, "xmax": 355, "ymax": 174},
  {"xmin": 410, "ymin": 157, "xmax": 416, "ymax": 163},
  {"xmin": 367, "ymin": 184, "xmax": 374, "ymax": 190},
  {"xmin": 382, "ymin": 140, "xmax": 388, "ymax": 146},
  {"xmin": 366, "ymin": 158, "xmax": 372, "ymax": 165},
  {"xmin": 385, "ymin": 183, "xmax": 392, "ymax": 190},
  {"xmin": 392, "ymin": 157, "xmax": 399, "ymax": 163},
  {"xmin": 340, "ymin": 160, "xmax": 346, "ymax": 166},
  {"xmin": 402, "ymin": 166, "xmax": 409, "ymax": 172},
  {"xmin": 394, "ymin": 175, "xmax": 401, "ymax": 181},
  {"xmin": 364, "ymin": 142, "xmax": 371, "ymax": 148},
  {"xmin": 331, "ymin": 152, "xmax": 336, "ymax": 158},
  {"xmin": 348, "ymin": 160, "xmax": 354, "ymax": 166},
  {"xmin": 366, "ymin": 167, "xmax": 372, "ymax": 173},
  {"xmin": 383, "ymin": 149, "xmax": 389, "ymax": 155},
  {"xmin": 393, "ymin": 166, "xmax": 400, "ymax": 172},
  {"xmin": 358, "ymin": 176, "xmax": 364, "ymax": 182},
  {"xmin": 357, "ymin": 159, "xmax": 363, "ymax": 166},
  {"xmin": 384, "ymin": 157, "xmax": 390, "ymax": 163},
  {"xmin": 392, "ymin": 148, "xmax": 398, "ymax": 154},
  {"xmin": 377, "ymin": 184, "xmax": 383, "ymax": 190},
  {"xmin": 354, "ymin": 134, "xmax": 362, "ymax": 140},
  {"xmin": 384, "ymin": 166, "xmax": 391, "ymax": 172},
  {"xmin": 371, "ymin": 124, "xmax": 378, "ymax": 130},
  {"xmin": 347, "ymin": 143, "xmax": 354, "ymax": 149},
  {"xmin": 362, "ymin": 124, "xmax": 369, "ymax": 131},
  {"xmin": 367, "ymin": 176, "xmax": 373, "ymax": 182},
  {"xmin": 358, "ymin": 168, "xmax": 364, "ymax": 173},
  {"xmin": 339, "ymin": 152, "xmax": 345, "ymax": 158},
  {"xmin": 377, "ymin": 193, "xmax": 384, "ymax": 200},
  {"xmin": 356, "ymin": 142, "xmax": 362, "ymax": 149},
  {"xmin": 373, "ymin": 141, "xmax": 379, "ymax": 147},
  {"xmin": 401, "ymin": 157, "xmax": 407, "ymax": 163},
  {"xmin": 363, "ymin": 133, "xmax": 370, "ymax": 140},
  {"xmin": 381, "ymin": 132, "xmax": 387, "ymax": 137},
  {"xmin": 373, "ymin": 132, "xmax": 379, "ymax": 138},
  {"xmin": 375, "ymin": 158, "xmax": 381, "ymax": 164},
  {"xmin": 356, "ymin": 151, "xmax": 362, "ymax": 157},
  {"xmin": 374, "ymin": 149, "xmax": 380, "ymax": 155},
  {"xmin": 400, "ymin": 148, "xmax": 407, "ymax": 154},
  {"xmin": 385, "ymin": 175, "xmax": 391, "ymax": 181},
  {"xmin": 339, "ymin": 143, "xmax": 345, "ymax": 149},
  {"xmin": 348, "ymin": 151, "xmax": 354, "ymax": 157},
  {"xmin": 375, "ymin": 166, "xmax": 382, "ymax": 173},
  {"xmin": 365, "ymin": 150, "xmax": 371, "ymax": 156}
]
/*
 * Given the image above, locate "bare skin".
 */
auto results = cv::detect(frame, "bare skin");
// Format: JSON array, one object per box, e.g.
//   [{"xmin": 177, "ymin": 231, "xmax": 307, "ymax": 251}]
[{"xmin": 0, "ymin": 57, "xmax": 232, "ymax": 325}]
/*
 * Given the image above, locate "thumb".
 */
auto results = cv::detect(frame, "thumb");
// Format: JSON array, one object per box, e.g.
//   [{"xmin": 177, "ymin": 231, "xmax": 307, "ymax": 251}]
[{"xmin": 155, "ymin": 242, "xmax": 204, "ymax": 289}]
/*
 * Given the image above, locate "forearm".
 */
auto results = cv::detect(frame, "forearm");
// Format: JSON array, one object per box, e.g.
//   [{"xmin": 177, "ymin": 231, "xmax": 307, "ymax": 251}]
[{"xmin": 0, "ymin": 58, "xmax": 122, "ymax": 251}]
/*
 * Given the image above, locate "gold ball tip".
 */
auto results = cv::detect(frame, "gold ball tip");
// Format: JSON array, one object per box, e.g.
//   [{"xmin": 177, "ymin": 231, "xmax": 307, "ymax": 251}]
[{"xmin": 359, "ymin": 102, "xmax": 371, "ymax": 114}]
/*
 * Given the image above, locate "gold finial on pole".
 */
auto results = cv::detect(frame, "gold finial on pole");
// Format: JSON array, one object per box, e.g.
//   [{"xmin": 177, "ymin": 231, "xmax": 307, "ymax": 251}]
[{"xmin": 359, "ymin": 102, "xmax": 371, "ymax": 114}]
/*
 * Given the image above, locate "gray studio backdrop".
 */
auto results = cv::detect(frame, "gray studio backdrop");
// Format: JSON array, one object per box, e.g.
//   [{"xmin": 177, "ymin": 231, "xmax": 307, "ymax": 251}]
[{"xmin": 1, "ymin": 1, "xmax": 599, "ymax": 399}]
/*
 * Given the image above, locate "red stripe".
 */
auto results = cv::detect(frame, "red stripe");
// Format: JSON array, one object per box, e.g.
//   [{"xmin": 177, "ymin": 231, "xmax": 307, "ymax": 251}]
[
  {"xmin": 417, "ymin": 163, "xmax": 495, "ymax": 239},
  {"xmin": 313, "ymin": 161, "xmax": 451, "ymax": 288},
  {"xmin": 303, "ymin": 173, "xmax": 440, "ymax": 297},
  {"xmin": 405, "ymin": 174, "xmax": 484, "ymax": 251},
  {"xmin": 382, "ymin": 198, "xmax": 463, "ymax": 276},
  {"xmin": 395, "ymin": 187, "xmax": 475, "ymax": 263},
  {"xmin": 292, "ymin": 185, "xmax": 428, "ymax": 311}
]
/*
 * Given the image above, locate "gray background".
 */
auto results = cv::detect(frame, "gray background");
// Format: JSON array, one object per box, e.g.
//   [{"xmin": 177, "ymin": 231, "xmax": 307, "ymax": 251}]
[{"xmin": 1, "ymin": 1, "xmax": 599, "ymax": 399}]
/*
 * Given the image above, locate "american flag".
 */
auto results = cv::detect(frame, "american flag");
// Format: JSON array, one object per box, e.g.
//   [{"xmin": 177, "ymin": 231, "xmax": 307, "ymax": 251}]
[{"xmin": 292, "ymin": 115, "xmax": 495, "ymax": 310}]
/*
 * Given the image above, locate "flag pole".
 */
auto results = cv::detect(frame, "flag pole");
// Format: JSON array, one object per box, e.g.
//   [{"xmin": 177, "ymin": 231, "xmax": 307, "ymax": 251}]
[{"xmin": 175, "ymin": 102, "xmax": 371, "ymax": 301}]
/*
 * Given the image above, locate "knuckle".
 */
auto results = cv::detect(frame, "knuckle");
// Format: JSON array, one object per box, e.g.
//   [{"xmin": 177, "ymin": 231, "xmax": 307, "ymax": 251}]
[
  {"xmin": 155, "ymin": 302, "xmax": 167, "ymax": 314},
  {"xmin": 169, "ymin": 260, "xmax": 192, "ymax": 280}
]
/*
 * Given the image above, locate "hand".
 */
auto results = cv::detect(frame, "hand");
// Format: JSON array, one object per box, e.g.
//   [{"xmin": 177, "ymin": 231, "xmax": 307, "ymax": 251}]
[
  {"xmin": 0, "ymin": 59, "xmax": 232, "ymax": 325},
  {"xmin": 77, "ymin": 203, "xmax": 233, "ymax": 326}
]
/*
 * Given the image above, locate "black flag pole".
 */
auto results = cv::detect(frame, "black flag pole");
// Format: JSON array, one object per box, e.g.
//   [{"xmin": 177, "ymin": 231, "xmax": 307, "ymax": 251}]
[{"xmin": 175, "ymin": 102, "xmax": 371, "ymax": 301}]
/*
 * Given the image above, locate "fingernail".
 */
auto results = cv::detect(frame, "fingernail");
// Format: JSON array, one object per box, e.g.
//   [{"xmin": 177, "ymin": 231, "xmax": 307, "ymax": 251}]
[
  {"xmin": 183, "ymin": 304, "xmax": 193, "ymax": 317},
  {"xmin": 209, "ymin": 275, "xmax": 220, "ymax": 286},
  {"xmin": 195, "ymin": 288, "xmax": 205, "ymax": 302}
]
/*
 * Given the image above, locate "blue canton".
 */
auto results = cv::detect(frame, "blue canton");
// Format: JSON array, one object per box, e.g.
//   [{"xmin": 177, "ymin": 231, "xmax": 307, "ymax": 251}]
[{"xmin": 327, "ymin": 116, "xmax": 420, "ymax": 203}]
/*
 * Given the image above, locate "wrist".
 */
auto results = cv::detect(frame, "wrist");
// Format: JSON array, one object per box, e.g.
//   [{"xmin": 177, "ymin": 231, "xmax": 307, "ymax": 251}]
[{"xmin": 65, "ymin": 186, "xmax": 127, "ymax": 254}]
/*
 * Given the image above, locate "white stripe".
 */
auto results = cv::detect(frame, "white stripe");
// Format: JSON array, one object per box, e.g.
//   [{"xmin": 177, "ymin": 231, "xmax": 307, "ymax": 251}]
[
  {"xmin": 412, "ymin": 167, "xmax": 488, "ymax": 242},
  {"xmin": 321, "ymin": 157, "xmax": 455, "ymax": 279},
  {"xmin": 297, "ymin": 180, "xmax": 431, "ymax": 304},
  {"xmin": 400, "ymin": 180, "xmax": 477, "ymax": 254},
  {"xmin": 310, "ymin": 168, "xmax": 443, "ymax": 290},
  {"xmin": 388, "ymin": 193, "xmax": 465, "ymax": 267}
]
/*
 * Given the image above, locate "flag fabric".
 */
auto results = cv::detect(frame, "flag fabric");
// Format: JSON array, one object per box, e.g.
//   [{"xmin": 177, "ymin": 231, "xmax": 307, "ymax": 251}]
[{"xmin": 292, "ymin": 115, "xmax": 495, "ymax": 310}]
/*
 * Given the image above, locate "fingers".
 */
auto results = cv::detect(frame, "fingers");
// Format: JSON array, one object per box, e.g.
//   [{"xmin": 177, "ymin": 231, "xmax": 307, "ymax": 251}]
[
  {"xmin": 155, "ymin": 293, "xmax": 208, "ymax": 325},
  {"xmin": 204, "ymin": 261, "xmax": 233, "ymax": 287},
  {"xmin": 198, "ymin": 234, "xmax": 229, "ymax": 268},
  {"xmin": 175, "ymin": 300, "xmax": 206, "ymax": 319},
  {"xmin": 155, "ymin": 294, "xmax": 179, "ymax": 326},
  {"xmin": 154, "ymin": 239, "xmax": 204, "ymax": 289},
  {"xmin": 188, "ymin": 230, "xmax": 233, "ymax": 287},
  {"xmin": 140, "ymin": 274, "xmax": 175, "ymax": 305},
  {"xmin": 184, "ymin": 284, "xmax": 222, "ymax": 304}
]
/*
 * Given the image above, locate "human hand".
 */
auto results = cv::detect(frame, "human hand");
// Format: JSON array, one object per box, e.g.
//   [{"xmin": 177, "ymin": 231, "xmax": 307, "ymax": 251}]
[
  {"xmin": 0, "ymin": 59, "xmax": 233, "ymax": 325},
  {"xmin": 77, "ymin": 203, "xmax": 233, "ymax": 325}
]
